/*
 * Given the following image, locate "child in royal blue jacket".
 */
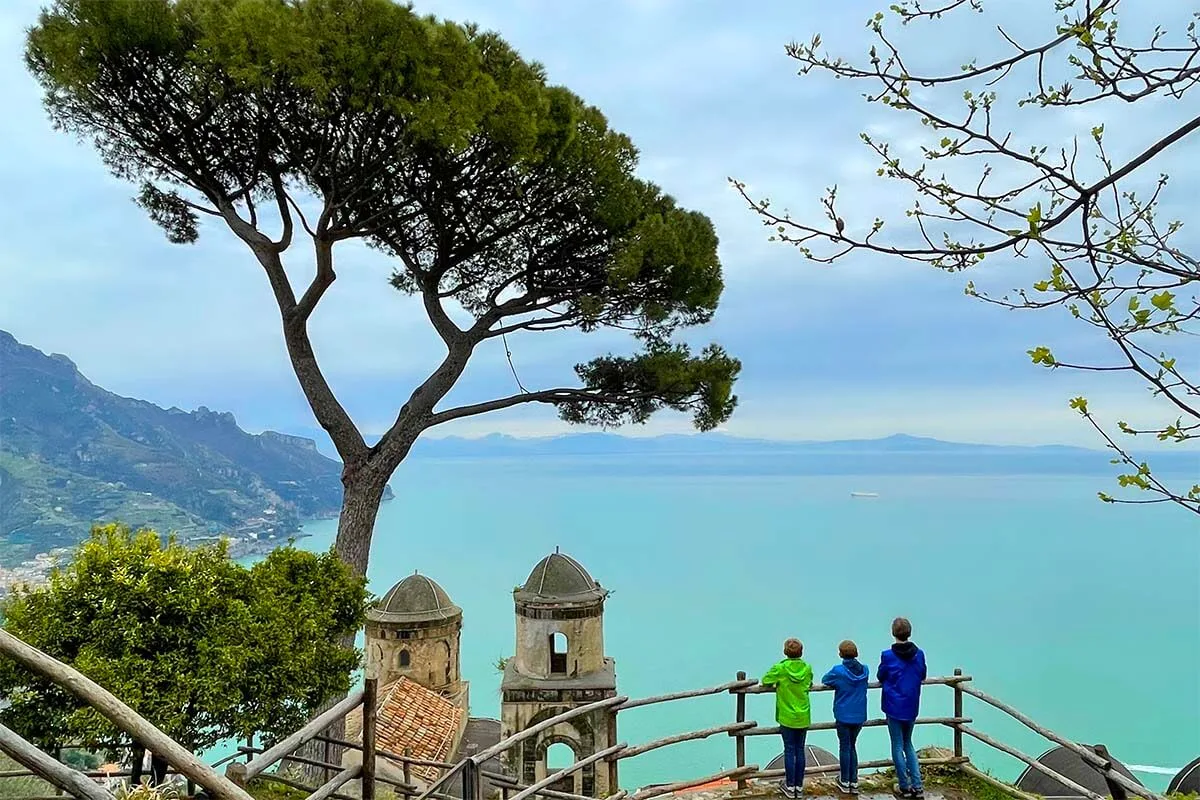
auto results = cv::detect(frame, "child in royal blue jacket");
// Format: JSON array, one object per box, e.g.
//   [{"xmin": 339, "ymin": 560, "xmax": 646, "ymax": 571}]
[
  {"xmin": 878, "ymin": 617, "xmax": 928, "ymax": 800},
  {"xmin": 821, "ymin": 640, "xmax": 870, "ymax": 795}
]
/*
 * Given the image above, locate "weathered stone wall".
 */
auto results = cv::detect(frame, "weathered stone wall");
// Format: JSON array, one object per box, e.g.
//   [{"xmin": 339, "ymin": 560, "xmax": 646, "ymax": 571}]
[
  {"xmin": 514, "ymin": 608, "xmax": 605, "ymax": 678},
  {"xmin": 499, "ymin": 701, "xmax": 617, "ymax": 798},
  {"xmin": 366, "ymin": 618, "xmax": 462, "ymax": 693}
]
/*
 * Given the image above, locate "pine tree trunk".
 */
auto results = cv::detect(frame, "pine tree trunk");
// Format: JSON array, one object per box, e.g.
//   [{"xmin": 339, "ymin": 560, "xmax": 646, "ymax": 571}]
[
  {"xmin": 333, "ymin": 471, "xmax": 388, "ymax": 578},
  {"xmin": 294, "ymin": 468, "xmax": 389, "ymax": 785}
]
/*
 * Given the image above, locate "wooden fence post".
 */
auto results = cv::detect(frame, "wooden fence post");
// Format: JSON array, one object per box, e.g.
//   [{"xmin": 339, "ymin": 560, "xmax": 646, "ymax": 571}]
[
  {"xmin": 1091, "ymin": 745, "xmax": 1128, "ymax": 800},
  {"xmin": 953, "ymin": 668, "xmax": 964, "ymax": 760},
  {"xmin": 734, "ymin": 672, "xmax": 747, "ymax": 792},
  {"xmin": 461, "ymin": 757, "xmax": 482, "ymax": 800},
  {"xmin": 131, "ymin": 744, "xmax": 145, "ymax": 786},
  {"xmin": 403, "ymin": 748, "xmax": 412, "ymax": 795},
  {"xmin": 53, "ymin": 746, "xmax": 63, "ymax": 796},
  {"xmin": 362, "ymin": 678, "xmax": 377, "ymax": 800}
]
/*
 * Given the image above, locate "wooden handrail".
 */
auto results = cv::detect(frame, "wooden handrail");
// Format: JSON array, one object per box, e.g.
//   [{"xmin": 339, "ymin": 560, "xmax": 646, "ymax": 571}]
[
  {"xmin": 0, "ymin": 629, "xmax": 253, "ymax": 800},
  {"xmin": 506, "ymin": 744, "xmax": 626, "ymax": 800},
  {"xmin": 960, "ymin": 763, "xmax": 1041, "ymax": 800},
  {"xmin": 306, "ymin": 765, "xmax": 361, "ymax": 800},
  {"xmin": 616, "ymin": 680, "xmax": 758, "ymax": 711},
  {"xmin": 618, "ymin": 722, "xmax": 756, "ymax": 760},
  {"xmin": 740, "ymin": 716, "xmax": 969, "ymax": 736},
  {"xmin": 412, "ymin": 759, "xmax": 467, "ymax": 800},
  {"xmin": 959, "ymin": 685, "xmax": 1163, "ymax": 800},
  {"xmin": 235, "ymin": 689, "xmax": 364, "ymax": 782},
  {"xmin": 253, "ymin": 771, "xmax": 359, "ymax": 800},
  {"xmin": 738, "ymin": 674, "xmax": 972, "ymax": 694},
  {"xmin": 312, "ymin": 735, "xmax": 456, "ymax": 771},
  {"xmin": 955, "ymin": 724, "xmax": 1104, "ymax": 800},
  {"xmin": 630, "ymin": 766, "xmax": 757, "ymax": 800},
  {"xmin": 0, "ymin": 723, "xmax": 114, "ymax": 800},
  {"xmin": 471, "ymin": 696, "xmax": 628, "ymax": 765},
  {"xmin": 0, "ymin": 650, "xmax": 1163, "ymax": 800},
  {"xmin": 480, "ymin": 769, "xmax": 597, "ymax": 800},
  {"xmin": 752, "ymin": 755, "xmax": 967, "ymax": 781}
]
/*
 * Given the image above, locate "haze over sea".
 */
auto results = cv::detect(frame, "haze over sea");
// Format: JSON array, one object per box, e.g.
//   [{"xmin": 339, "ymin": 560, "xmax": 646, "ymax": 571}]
[{"xmin": 251, "ymin": 443, "xmax": 1199, "ymax": 793}]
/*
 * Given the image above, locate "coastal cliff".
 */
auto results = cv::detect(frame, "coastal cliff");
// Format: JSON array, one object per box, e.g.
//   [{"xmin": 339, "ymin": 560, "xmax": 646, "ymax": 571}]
[{"xmin": 0, "ymin": 329, "xmax": 388, "ymax": 564}]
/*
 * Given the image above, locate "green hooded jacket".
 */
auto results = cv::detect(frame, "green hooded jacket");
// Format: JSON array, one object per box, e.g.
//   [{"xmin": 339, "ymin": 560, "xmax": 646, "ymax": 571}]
[{"xmin": 761, "ymin": 657, "xmax": 814, "ymax": 728}]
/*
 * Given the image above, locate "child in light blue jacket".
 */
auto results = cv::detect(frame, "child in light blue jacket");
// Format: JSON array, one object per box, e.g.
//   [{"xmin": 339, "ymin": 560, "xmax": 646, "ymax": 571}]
[{"xmin": 822, "ymin": 640, "xmax": 870, "ymax": 794}]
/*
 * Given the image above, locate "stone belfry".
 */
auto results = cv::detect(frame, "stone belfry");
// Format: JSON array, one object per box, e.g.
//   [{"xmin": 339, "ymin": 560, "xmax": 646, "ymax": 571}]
[
  {"xmin": 500, "ymin": 549, "xmax": 617, "ymax": 798},
  {"xmin": 364, "ymin": 571, "xmax": 468, "ymax": 708}
]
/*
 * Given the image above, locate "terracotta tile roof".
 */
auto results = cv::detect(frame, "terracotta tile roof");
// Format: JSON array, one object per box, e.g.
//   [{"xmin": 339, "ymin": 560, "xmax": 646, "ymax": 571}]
[
  {"xmin": 346, "ymin": 678, "xmax": 466, "ymax": 784},
  {"xmin": 673, "ymin": 778, "xmax": 735, "ymax": 795}
]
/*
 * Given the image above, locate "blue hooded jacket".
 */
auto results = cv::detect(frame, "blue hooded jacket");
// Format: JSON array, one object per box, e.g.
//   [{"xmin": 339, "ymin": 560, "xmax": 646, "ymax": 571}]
[
  {"xmin": 821, "ymin": 658, "xmax": 869, "ymax": 724},
  {"xmin": 877, "ymin": 641, "xmax": 927, "ymax": 721}
]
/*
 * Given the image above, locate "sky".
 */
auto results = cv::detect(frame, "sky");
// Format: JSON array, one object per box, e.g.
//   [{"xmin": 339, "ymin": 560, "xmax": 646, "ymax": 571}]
[{"xmin": 0, "ymin": 0, "xmax": 1195, "ymax": 448}]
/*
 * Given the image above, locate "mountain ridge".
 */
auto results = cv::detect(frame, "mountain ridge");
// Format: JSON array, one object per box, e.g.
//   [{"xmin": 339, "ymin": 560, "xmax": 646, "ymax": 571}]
[{"xmin": 0, "ymin": 329, "xmax": 374, "ymax": 561}]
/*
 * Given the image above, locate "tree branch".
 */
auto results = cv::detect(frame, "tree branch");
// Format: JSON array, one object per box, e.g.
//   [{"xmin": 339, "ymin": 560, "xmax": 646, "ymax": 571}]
[
  {"xmin": 293, "ymin": 238, "xmax": 336, "ymax": 324},
  {"xmin": 427, "ymin": 388, "xmax": 599, "ymax": 427},
  {"xmin": 268, "ymin": 171, "xmax": 295, "ymax": 252}
]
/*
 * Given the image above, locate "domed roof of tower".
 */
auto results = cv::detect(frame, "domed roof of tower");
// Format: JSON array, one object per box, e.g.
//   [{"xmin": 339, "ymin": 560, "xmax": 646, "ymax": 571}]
[
  {"xmin": 367, "ymin": 572, "xmax": 462, "ymax": 624},
  {"xmin": 515, "ymin": 549, "xmax": 607, "ymax": 604},
  {"xmin": 1015, "ymin": 745, "xmax": 1142, "ymax": 799},
  {"xmin": 1169, "ymin": 756, "xmax": 1200, "ymax": 795},
  {"xmin": 768, "ymin": 745, "xmax": 838, "ymax": 772}
]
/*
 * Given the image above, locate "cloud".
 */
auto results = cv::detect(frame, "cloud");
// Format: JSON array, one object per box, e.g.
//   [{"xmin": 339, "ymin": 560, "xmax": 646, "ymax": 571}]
[{"xmin": 0, "ymin": 0, "xmax": 1195, "ymax": 452}]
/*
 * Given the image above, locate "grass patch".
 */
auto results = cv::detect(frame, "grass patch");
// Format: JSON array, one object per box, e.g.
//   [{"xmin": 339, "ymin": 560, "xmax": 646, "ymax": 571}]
[{"xmin": 931, "ymin": 768, "xmax": 1021, "ymax": 800}]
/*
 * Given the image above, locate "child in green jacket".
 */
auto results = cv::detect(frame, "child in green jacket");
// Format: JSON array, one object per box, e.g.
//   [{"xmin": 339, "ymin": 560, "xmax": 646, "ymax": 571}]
[{"xmin": 762, "ymin": 638, "xmax": 814, "ymax": 798}]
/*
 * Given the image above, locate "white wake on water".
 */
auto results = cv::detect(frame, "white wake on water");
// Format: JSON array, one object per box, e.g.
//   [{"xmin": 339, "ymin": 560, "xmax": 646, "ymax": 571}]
[{"xmin": 1127, "ymin": 765, "xmax": 1180, "ymax": 775}]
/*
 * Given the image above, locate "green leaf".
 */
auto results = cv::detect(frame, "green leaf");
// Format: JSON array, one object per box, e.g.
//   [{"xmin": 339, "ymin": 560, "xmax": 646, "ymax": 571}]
[
  {"xmin": 1150, "ymin": 290, "xmax": 1175, "ymax": 311},
  {"xmin": 1029, "ymin": 346, "xmax": 1056, "ymax": 366},
  {"xmin": 1026, "ymin": 202, "xmax": 1043, "ymax": 236}
]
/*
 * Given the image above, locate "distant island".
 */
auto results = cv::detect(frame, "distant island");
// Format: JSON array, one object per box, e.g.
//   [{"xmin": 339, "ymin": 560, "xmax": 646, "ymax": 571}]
[
  {"xmin": 405, "ymin": 430, "xmax": 1098, "ymax": 456},
  {"xmin": 0, "ymin": 330, "xmax": 389, "ymax": 571},
  {"xmin": 386, "ymin": 430, "xmax": 1196, "ymax": 480}
]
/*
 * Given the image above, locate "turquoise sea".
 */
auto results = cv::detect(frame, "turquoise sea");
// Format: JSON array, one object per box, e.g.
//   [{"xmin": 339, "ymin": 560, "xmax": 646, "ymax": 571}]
[{"xmin": 246, "ymin": 454, "xmax": 1200, "ymax": 793}]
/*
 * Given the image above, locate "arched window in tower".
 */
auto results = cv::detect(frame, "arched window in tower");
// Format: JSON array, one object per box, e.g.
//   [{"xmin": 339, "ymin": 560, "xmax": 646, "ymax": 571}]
[
  {"xmin": 545, "ymin": 742, "xmax": 576, "ymax": 793},
  {"xmin": 398, "ymin": 649, "xmax": 411, "ymax": 668},
  {"xmin": 550, "ymin": 632, "xmax": 568, "ymax": 675},
  {"xmin": 442, "ymin": 640, "xmax": 452, "ymax": 685}
]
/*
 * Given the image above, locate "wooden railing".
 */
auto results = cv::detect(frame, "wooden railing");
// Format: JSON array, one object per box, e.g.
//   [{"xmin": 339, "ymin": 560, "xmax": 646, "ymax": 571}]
[
  {"xmin": 0, "ymin": 630, "xmax": 1173, "ymax": 800},
  {"xmin": 443, "ymin": 667, "xmax": 1167, "ymax": 800},
  {"xmin": 0, "ymin": 629, "xmax": 254, "ymax": 800}
]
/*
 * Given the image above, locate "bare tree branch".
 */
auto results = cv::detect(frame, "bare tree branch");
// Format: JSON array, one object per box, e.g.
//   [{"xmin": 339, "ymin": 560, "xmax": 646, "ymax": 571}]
[{"xmin": 739, "ymin": 0, "xmax": 1200, "ymax": 514}]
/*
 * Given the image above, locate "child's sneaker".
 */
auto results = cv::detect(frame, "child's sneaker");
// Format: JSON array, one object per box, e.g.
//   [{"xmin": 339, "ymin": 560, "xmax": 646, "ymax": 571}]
[
  {"xmin": 849, "ymin": 784, "xmax": 860, "ymax": 796},
  {"xmin": 893, "ymin": 787, "xmax": 909, "ymax": 799},
  {"xmin": 778, "ymin": 781, "xmax": 798, "ymax": 798},
  {"xmin": 837, "ymin": 780, "xmax": 853, "ymax": 794},
  {"xmin": 909, "ymin": 790, "xmax": 925, "ymax": 800}
]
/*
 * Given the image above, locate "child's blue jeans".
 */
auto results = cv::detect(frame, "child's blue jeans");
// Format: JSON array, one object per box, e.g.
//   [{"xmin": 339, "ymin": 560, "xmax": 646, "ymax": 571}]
[
  {"xmin": 779, "ymin": 725, "xmax": 808, "ymax": 789},
  {"xmin": 886, "ymin": 717, "xmax": 923, "ymax": 791},
  {"xmin": 836, "ymin": 722, "xmax": 862, "ymax": 784}
]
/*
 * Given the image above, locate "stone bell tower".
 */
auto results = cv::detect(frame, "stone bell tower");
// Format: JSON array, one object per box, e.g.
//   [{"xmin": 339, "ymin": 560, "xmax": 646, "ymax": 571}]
[
  {"xmin": 365, "ymin": 571, "xmax": 468, "ymax": 708},
  {"xmin": 500, "ymin": 549, "xmax": 617, "ymax": 798}
]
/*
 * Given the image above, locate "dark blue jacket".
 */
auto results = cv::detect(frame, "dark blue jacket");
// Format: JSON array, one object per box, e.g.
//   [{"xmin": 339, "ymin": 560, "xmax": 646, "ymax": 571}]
[
  {"xmin": 877, "ymin": 641, "xmax": 927, "ymax": 721},
  {"xmin": 821, "ymin": 658, "xmax": 870, "ymax": 724}
]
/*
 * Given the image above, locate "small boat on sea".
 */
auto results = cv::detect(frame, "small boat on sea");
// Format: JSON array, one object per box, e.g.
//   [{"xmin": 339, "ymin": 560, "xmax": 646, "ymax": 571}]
[{"xmin": 850, "ymin": 491, "xmax": 879, "ymax": 498}]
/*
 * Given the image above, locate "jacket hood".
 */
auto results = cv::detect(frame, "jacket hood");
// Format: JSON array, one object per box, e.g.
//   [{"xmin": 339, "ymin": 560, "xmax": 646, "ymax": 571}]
[
  {"xmin": 891, "ymin": 641, "xmax": 919, "ymax": 660},
  {"xmin": 777, "ymin": 658, "xmax": 811, "ymax": 680},
  {"xmin": 843, "ymin": 658, "xmax": 869, "ymax": 680}
]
